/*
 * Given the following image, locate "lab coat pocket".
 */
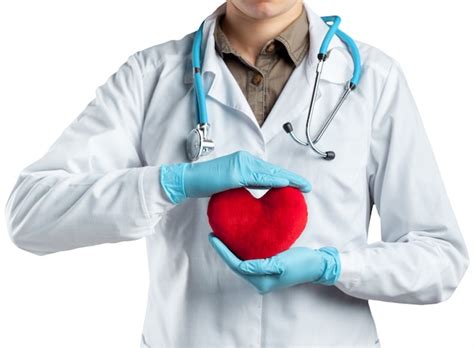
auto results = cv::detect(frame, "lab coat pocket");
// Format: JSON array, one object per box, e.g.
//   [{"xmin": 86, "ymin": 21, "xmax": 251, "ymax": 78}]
[
  {"xmin": 316, "ymin": 136, "xmax": 369, "ymax": 199},
  {"xmin": 319, "ymin": 128, "xmax": 369, "ymax": 173},
  {"xmin": 293, "ymin": 134, "xmax": 369, "ymax": 247}
]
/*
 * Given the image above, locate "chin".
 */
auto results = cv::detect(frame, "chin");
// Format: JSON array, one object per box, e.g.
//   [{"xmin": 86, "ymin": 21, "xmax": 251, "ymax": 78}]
[{"xmin": 232, "ymin": 0, "xmax": 299, "ymax": 20}]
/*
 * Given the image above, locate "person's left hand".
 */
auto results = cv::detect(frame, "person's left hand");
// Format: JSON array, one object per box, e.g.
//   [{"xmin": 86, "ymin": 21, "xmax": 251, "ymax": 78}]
[{"xmin": 208, "ymin": 232, "xmax": 341, "ymax": 295}]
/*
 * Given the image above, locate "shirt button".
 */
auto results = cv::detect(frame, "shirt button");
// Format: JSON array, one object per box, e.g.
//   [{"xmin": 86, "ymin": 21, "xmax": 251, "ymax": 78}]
[
  {"xmin": 265, "ymin": 42, "xmax": 276, "ymax": 54},
  {"xmin": 251, "ymin": 73, "xmax": 263, "ymax": 86}
]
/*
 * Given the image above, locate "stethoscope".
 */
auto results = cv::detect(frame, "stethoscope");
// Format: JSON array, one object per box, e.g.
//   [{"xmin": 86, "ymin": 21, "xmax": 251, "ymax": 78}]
[{"xmin": 186, "ymin": 16, "xmax": 362, "ymax": 162}]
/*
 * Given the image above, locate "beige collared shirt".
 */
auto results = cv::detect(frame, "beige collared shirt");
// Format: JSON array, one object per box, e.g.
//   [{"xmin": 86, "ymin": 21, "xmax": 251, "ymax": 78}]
[{"xmin": 214, "ymin": 8, "xmax": 309, "ymax": 127}]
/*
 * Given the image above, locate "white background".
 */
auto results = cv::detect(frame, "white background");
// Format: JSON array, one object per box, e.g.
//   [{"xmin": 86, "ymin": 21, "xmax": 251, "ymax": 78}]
[{"xmin": 1, "ymin": 0, "xmax": 473, "ymax": 347}]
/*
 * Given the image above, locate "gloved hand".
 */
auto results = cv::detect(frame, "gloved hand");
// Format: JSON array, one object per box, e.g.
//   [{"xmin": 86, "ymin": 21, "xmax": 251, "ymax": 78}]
[
  {"xmin": 160, "ymin": 150, "xmax": 312, "ymax": 204},
  {"xmin": 208, "ymin": 232, "xmax": 341, "ymax": 295}
]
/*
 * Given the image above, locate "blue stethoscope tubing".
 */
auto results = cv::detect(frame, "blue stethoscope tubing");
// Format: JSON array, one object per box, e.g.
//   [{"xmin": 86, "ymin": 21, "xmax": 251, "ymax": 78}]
[
  {"xmin": 187, "ymin": 15, "xmax": 362, "ymax": 161},
  {"xmin": 318, "ymin": 16, "xmax": 361, "ymax": 86},
  {"xmin": 192, "ymin": 21, "xmax": 209, "ymax": 125}
]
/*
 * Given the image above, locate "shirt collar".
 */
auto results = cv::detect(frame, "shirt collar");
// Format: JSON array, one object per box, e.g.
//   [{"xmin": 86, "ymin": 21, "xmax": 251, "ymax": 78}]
[
  {"xmin": 275, "ymin": 7, "xmax": 309, "ymax": 66},
  {"xmin": 213, "ymin": 6, "xmax": 309, "ymax": 67},
  {"xmin": 184, "ymin": 1, "xmax": 354, "ymax": 85}
]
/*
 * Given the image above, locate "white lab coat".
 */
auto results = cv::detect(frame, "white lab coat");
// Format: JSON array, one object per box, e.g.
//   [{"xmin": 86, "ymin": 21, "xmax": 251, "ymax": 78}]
[{"xmin": 5, "ymin": 1, "xmax": 469, "ymax": 347}]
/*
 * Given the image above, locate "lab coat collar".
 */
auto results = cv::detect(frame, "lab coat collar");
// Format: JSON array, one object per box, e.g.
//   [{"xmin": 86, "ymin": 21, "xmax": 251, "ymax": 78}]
[{"xmin": 183, "ymin": 1, "xmax": 354, "ymax": 144}]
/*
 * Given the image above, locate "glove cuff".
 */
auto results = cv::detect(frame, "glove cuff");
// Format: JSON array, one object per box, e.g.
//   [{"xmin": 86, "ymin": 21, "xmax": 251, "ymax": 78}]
[
  {"xmin": 312, "ymin": 247, "xmax": 341, "ymax": 286},
  {"xmin": 159, "ymin": 163, "xmax": 188, "ymax": 205}
]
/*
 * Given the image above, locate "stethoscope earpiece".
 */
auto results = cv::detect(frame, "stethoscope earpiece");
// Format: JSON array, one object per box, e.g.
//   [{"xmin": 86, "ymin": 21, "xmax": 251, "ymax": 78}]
[
  {"xmin": 283, "ymin": 122, "xmax": 336, "ymax": 160},
  {"xmin": 324, "ymin": 151, "xmax": 336, "ymax": 161}
]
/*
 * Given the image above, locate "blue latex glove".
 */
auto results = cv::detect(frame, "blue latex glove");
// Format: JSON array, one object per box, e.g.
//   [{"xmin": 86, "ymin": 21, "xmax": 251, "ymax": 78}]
[
  {"xmin": 208, "ymin": 233, "xmax": 341, "ymax": 295},
  {"xmin": 160, "ymin": 150, "xmax": 312, "ymax": 204}
]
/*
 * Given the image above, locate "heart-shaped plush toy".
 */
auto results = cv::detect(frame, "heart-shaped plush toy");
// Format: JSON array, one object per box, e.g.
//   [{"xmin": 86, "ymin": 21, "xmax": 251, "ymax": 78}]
[{"xmin": 207, "ymin": 186, "xmax": 308, "ymax": 260}]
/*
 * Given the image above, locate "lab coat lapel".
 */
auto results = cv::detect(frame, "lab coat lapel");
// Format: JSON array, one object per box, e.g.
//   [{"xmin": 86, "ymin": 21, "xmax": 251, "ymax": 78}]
[{"xmin": 199, "ymin": 4, "xmax": 261, "ymax": 131}]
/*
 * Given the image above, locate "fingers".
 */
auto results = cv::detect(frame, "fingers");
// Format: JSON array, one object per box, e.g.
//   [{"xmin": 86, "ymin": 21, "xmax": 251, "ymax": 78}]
[
  {"xmin": 204, "ymin": 150, "xmax": 312, "ymax": 194},
  {"xmin": 246, "ymin": 173, "xmax": 290, "ymax": 189},
  {"xmin": 209, "ymin": 233, "xmax": 284, "ymax": 276},
  {"xmin": 238, "ymin": 258, "xmax": 284, "ymax": 275},
  {"xmin": 208, "ymin": 233, "xmax": 242, "ymax": 272},
  {"xmin": 246, "ymin": 169, "xmax": 311, "ymax": 193},
  {"xmin": 276, "ymin": 168, "xmax": 313, "ymax": 193},
  {"xmin": 243, "ymin": 154, "xmax": 312, "ymax": 192}
]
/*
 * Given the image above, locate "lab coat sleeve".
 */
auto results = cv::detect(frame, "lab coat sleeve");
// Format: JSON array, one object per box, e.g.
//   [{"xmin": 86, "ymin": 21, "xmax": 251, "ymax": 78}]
[
  {"xmin": 5, "ymin": 53, "xmax": 174, "ymax": 256},
  {"xmin": 334, "ymin": 60, "xmax": 470, "ymax": 304}
]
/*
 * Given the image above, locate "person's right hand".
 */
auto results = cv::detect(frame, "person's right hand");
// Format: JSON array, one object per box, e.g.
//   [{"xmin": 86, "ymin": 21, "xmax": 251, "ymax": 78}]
[{"xmin": 159, "ymin": 150, "xmax": 312, "ymax": 205}]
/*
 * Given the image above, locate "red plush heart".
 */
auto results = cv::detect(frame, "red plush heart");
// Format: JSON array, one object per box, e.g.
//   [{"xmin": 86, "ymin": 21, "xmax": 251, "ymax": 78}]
[{"xmin": 207, "ymin": 186, "xmax": 308, "ymax": 260}]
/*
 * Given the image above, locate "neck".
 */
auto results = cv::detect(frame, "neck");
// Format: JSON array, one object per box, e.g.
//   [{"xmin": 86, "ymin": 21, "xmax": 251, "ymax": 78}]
[{"xmin": 221, "ymin": 2, "xmax": 303, "ymax": 65}]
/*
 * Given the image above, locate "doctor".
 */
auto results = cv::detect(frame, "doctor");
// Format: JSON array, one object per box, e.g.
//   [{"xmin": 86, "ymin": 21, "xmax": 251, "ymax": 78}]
[{"xmin": 5, "ymin": 0, "xmax": 469, "ymax": 347}]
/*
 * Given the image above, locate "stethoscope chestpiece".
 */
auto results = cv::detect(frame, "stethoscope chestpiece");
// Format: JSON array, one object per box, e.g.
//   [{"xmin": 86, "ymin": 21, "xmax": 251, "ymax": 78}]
[{"xmin": 186, "ymin": 123, "xmax": 215, "ymax": 162}]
